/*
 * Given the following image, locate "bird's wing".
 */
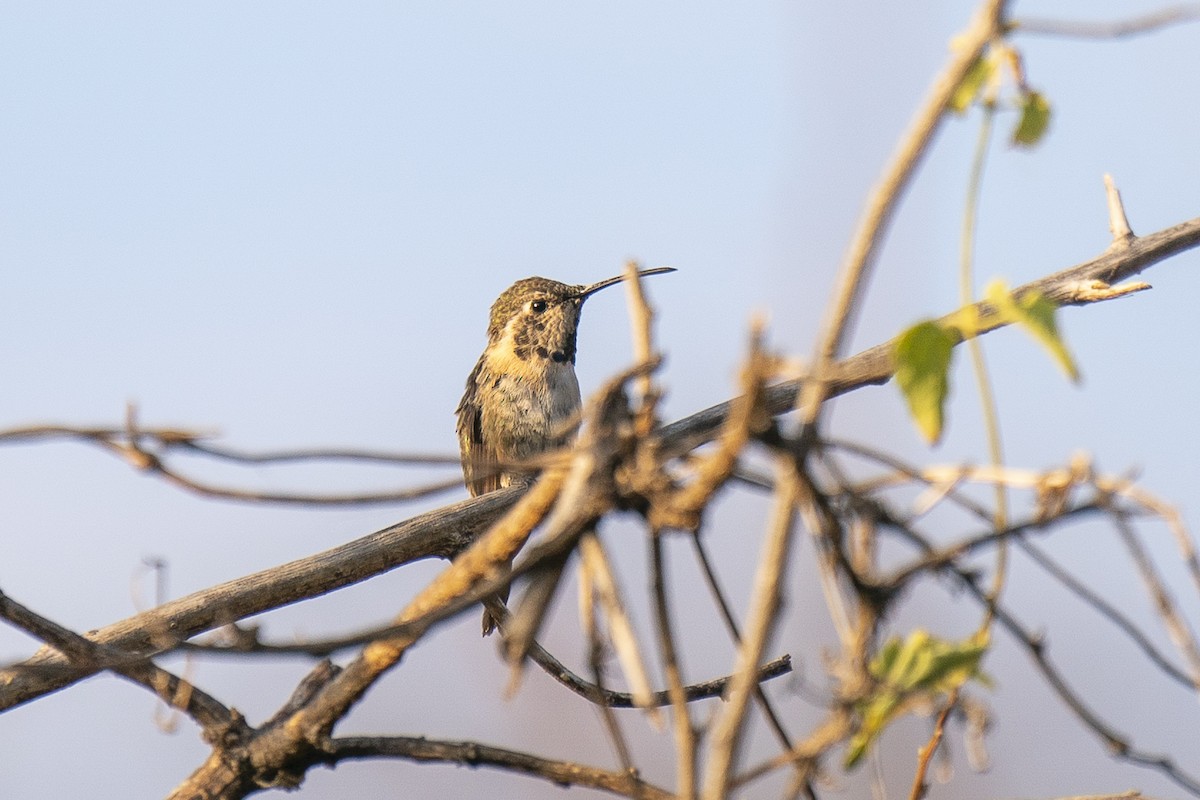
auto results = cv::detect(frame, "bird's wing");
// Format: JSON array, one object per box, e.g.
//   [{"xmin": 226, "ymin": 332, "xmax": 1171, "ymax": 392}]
[{"xmin": 455, "ymin": 356, "xmax": 502, "ymax": 496}]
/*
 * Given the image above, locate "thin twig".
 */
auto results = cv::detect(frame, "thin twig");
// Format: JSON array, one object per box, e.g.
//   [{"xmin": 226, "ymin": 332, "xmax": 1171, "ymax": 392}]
[
  {"xmin": 1111, "ymin": 512, "xmax": 1200, "ymax": 692},
  {"xmin": 729, "ymin": 710, "xmax": 853, "ymax": 793},
  {"xmin": 1120, "ymin": 483, "xmax": 1200, "ymax": 601},
  {"xmin": 0, "ymin": 422, "xmax": 468, "ymax": 505},
  {"xmin": 1015, "ymin": 5, "xmax": 1200, "ymax": 38},
  {"xmin": 328, "ymin": 736, "xmax": 674, "ymax": 800},
  {"xmin": 883, "ymin": 504, "xmax": 1102, "ymax": 588},
  {"xmin": 580, "ymin": 536, "xmax": 638, "ymax": 776},
  {"xmin": 959, "ymin": 99, "xmax": 1010, "ymax": 628},
  {"xmin": 1018, "ymin": 539, "xmax": 1195, "ymax": 688},
  {"xmin": 701, "ymin": 457, "xmax": 801, "ymax": 800},
  {"xmin": 908, "ymin": 688, "xmax": 959, "ymax": 800},
  {"xmin": 124, "ymin": 455, "xmax": 465, "ymax": 505},
  {"xmin": 0, "ymin": 423, "xmax": 462, "ymax": 465},
  {"xmin": 523, "ymin": 639, "xmax": 791, "ymax": 709},
  {"xmin": 690, "ymin": 533, "xmax": 796, "ymax": 750},
  {"xmin": 823, "ymin": 438, "xmax": 993, "ymax": 522},
  {"xmin": 835, "ymin": 456, "xmax": 1200, "ymax": 695},
  {"xmin": 650, "ymin": 534, "xmax": 697, "ymax": 799}
]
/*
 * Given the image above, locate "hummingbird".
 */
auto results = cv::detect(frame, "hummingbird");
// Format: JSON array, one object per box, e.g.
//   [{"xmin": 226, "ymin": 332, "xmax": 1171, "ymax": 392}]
[{"xmin": 456, "ymin": 266, "xmax": 675, "ymax": 635}]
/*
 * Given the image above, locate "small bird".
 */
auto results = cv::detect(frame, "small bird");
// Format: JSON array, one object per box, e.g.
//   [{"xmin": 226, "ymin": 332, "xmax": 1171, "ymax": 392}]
[{"xmin": 456, "ymin": 266, "xmax": 675, "ymax": 635}]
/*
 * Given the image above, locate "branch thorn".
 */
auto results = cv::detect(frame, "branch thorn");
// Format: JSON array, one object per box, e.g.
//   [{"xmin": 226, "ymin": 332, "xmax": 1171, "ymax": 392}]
[{"xmin": 1104, "ymin": 173, "xmax": 1135, "ymax": 246}]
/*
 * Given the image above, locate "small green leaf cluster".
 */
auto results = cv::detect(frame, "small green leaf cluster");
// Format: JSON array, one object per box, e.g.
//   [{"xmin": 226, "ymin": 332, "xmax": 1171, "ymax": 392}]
[{"xmin": 846, "ymin": 629, "xmax": 991, "ymax": 768}]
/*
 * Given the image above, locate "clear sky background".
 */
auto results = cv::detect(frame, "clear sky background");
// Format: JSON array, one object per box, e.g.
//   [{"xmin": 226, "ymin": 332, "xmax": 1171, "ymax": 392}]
[{"xmin": 2, "ymin": 2, "xmax": 1199, "ymax": 798}]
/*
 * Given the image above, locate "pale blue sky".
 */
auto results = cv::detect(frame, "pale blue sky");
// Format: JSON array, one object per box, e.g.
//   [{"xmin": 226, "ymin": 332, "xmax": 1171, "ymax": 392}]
[{"xmin": 2, "ymin": 2, "xmax": 1199, "ymax": 798}]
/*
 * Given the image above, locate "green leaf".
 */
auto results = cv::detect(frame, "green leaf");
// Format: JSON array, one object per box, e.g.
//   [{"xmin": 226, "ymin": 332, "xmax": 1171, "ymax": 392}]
[
  {"xmin": 1012, "ymin": 90, "xmax": 1051, "ymax": 147},
  {"xmin": 845, "ymin": 629, "xmax": 991, "ymax": 769},
  {"xmin": 894, "ymin": 321, "xmax": 956, "ymax": 445},
  {"xmin": 949, "ymin": 56, "xmax": 993, "ymax": 114},
  {"xmin": 985, "ymin": 281, "xmax": 1080, "ymax": 381},
  {"xmin": 876, "ymin": 629, "xmax": 990, "ymax": 693}
]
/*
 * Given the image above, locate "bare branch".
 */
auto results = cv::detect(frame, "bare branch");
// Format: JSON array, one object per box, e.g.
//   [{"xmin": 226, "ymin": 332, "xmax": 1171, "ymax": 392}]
[
  {"xmin": 843, "ymin": 452, "xmax": 1200, "ymax": 694},
  {"xmin": 622, "ymin": 258, "xmax": 661, "ymax": 435},
  {"xmin": 279, "ymin": 466, "xmax": 569, "ymax": 743},
  {"xmin": 882, "ymin": 503, "xmax": 1103, "ymax": 587},
  {"xmin": 137, "ymin": 462, "xmax": 464, "ymax": 506},
  {"xmin": 0, "ymin": 589, "xmax": 232, "ymax": 734}
]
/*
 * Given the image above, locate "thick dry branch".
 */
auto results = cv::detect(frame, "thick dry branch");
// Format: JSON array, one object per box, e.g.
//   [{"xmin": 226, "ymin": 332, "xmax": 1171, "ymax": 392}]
[
  {"xmin": 663, "ymin": 214, "xmax": 1200, "ymax": 455},
  {"xmin": 0, "ymin": 488, "xmax": 518, "ymax": 711}
]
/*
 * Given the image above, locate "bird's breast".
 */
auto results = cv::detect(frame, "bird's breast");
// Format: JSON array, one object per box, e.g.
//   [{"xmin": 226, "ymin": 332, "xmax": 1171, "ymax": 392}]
[{"xmin": 475, "ymin": 347, "xmax": 582, "ymax": 461}]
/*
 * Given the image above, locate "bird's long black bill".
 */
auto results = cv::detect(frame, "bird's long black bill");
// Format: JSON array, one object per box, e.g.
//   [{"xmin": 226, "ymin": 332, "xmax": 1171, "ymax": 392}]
[{"xmin": 576, "ymin": 266, "xmax": 676, "ymax": 300}]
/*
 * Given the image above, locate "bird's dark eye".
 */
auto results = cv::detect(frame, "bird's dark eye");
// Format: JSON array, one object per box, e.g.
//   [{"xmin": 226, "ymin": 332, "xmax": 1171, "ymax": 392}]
[{"xmin": 530, "ymin": 299, "xmax": 548, "ymax": 313}]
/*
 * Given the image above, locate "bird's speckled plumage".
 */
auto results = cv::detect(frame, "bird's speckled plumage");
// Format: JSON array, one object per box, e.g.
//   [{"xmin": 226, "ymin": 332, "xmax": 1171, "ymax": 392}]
[
  {"xmin": 456, "ymin": 277, "xmax": 587, "ymax": 498},
  {"xmin": 454, "ymin": 267, "xmax": 675, "ymax": 634}
]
